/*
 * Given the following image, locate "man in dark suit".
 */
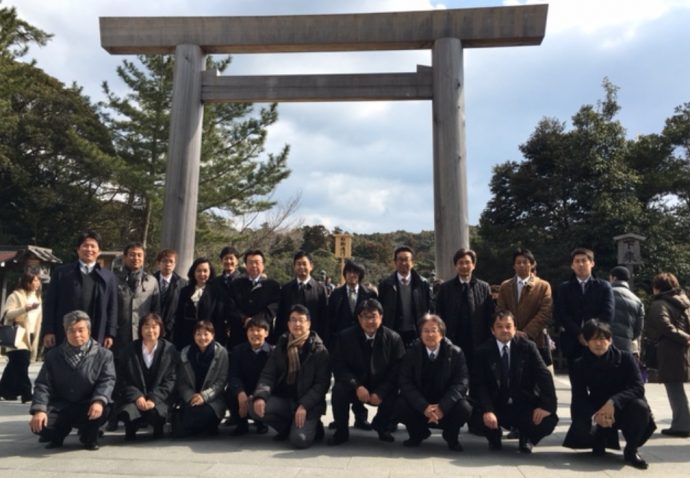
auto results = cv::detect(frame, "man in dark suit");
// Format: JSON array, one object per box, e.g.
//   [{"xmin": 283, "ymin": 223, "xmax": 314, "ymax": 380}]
[
  {"xmin": 471, "ymin": 310, "xmax": 558, "ymax": 453},
  {"xmin": 555, "ymin": 248, "xmax": 614, "ymax": 374},
  {"xmin": 229, "ymin": 249, "xmax": 281, "ymax": 348},
  {"xmin": 327, "ymin": 260, "xmax": 378, "ymax": 347},
  {"xmin": 328, "ymin": 299, "xmax": 405, "ymax": 445},
  {"xmin": 435, "ymin": 248, "xmax": 494, "ymax": 371},
  {"xmin": 208, "ymin": 246, "xmax": 241, "ymax": 347},
  {"xmin": 378, "ymin": 246, "xmax": 431, "ymax": 348},
  {"xmin": 153, "ymin": 248, "xmax": 187, "ymax": 340},
  {"xmin": 42, "ymin": 230, "xmax": 118, "ymax": 349},
  {"xmin": 274, "ymin": 251, "xmax": 328, "ymax": 341},
  {"xmin": 396, "ymin": 314, "xmax": 472, "ymax": 451}
]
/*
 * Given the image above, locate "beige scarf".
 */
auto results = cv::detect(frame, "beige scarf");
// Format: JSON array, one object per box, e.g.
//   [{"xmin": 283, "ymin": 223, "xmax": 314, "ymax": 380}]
[{"xmin": 286, "ymin": 331, "xmax": 310, "ymax": 384}]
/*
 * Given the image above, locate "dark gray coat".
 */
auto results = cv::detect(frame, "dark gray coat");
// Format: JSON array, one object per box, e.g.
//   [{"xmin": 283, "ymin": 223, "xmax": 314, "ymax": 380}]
[
  {"xmin": 254, "ymin": 332, "xmax": 330, "ymax": 414},
  {"xmin": 177, "ymin": 341, "xmax": 229, "ymax": 419},
  {"xmin": 30, "ymin": 340, "xmax": 116, "ymax": 414},
  {"xmin": 115, "ymin": 270, "xmax": 160, "ymax": 350}
]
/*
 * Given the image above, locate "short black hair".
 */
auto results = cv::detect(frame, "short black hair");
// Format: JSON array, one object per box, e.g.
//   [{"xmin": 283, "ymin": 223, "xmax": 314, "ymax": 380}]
[
  {"xmin": 512, "ymin": 248, "xmax": 536, "ymax": 265},
  {"xmin": 570, "ymin": 247, "xmax": 594, "ymax": 262},
  {"xmin": 609, "ymin": 265, "xmax": 630, "ymax": 282},
  {"xmin": 244, "ymin": 249, "xmax": 265, "ymax": 264},
  {"xmin": 343, "ymin": 260, "xmax": 365, "ymax": 281},
  {"xmin": 289, "ymin": 303, "xmax": 311, "ymax": 320},
  {"xmin": 123, "ymin": 242, "xmax": 145, "ymax": 256},
  {"xmin": 581, "ymin": 319, "xmax": 612, "ymax": 341},
  {"xmin": 453, "ymin": 248, "xmax": 477, "ymax": 265},
  {"xmin": 356, "ymin": 298, "xmax": 383, "ymax": 317},
  {"xmin": 394, "ymin": 246, "xmax": 414, "ymax": 261},
  {"xmin": 76, "ymin": 230, "xmax": 102, "ymax": 249},
  {"xmin": 219, "ymin": 246, "xmax": 239, "ymax": 260},
  {"xmin": 293, "ymin": 250, "xmax": 313, "ymax": 264},
  {"xmin": 245, "ymin": 316, "xmax": 270, "ymax": 331},
  {"xmin": 490, "ymin": 309, "xmax": 516, "ymax": 328}
]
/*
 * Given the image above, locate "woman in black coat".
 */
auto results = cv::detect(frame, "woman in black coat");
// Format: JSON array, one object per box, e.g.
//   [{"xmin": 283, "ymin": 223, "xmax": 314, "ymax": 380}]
[
  {"xmin": 173, "ymin": 258, "xmax": 216, "ymax": 350},
  {"xmin": 116, "ymin": 313, "xmax": 178, "ymax": 440},
  {"xmin": 564, "ymin": 320, "xmax": 655, "ymax": 470}
]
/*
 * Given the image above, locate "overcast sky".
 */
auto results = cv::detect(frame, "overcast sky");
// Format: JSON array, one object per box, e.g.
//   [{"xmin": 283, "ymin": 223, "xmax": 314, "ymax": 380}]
[{"xmin": 8, "ymin": 0, "xmax": 690, "ymax": 233}]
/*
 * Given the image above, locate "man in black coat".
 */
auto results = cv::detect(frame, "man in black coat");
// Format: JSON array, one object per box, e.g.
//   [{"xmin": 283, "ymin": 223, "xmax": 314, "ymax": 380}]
[
  {"xmin": 327, "ymin": 260, "xmax": 378, "ymax": 345},
  {"xmin": 564, "ymin": 320, "xmax": 655, "ymax": 470},
  {"xmin": 229, "ymin": 249, "xmax": 281, "ymax": 348},
  {"xmin": 226, "ymin": 317, "xmax": 273, "ymax": 435},
  {"xmin": 42, "ymin": 231, "xmax": 118, "ymax": 349},
  {"xmin": 435, "ymin": 248, "xmax": 494, "ymax": 372},
  {"xmin": 274, "ymin": 251, "xmax": 328, "ymax": 341},
  {"xmin": 395, "ymin": 314, "xmax": 472, "ymax": 451},
  {"xmin": 471, "ymin": 310, "xmax": 558, "ymax": 453},
  {"xmin": 555, "ymin": 248, "xmax": 615, "ymax": 373},
  {"xmin": 153, "ymin": 249, "xmax": 187, "ymax": 340},
  {"xmin": 208, "ymin": 246, "xmax": 241, "ymax": 347},
  {"xmin": 328, "ymin": 299, "xmax": 405, "ymax": 445},
  {"xmin": 378, "ymin": 246, "xmax": 431, "ymax": 348}
]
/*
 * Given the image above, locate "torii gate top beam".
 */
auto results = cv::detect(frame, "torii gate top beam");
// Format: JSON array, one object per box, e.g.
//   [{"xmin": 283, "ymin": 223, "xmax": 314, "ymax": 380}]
[{"xmin": 100, "ymin": 5, "xmax": 547, "ymax": 55}]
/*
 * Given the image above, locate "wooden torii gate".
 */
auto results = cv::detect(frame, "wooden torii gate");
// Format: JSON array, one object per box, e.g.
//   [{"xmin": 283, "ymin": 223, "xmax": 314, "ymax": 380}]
[{"xmin": 100, "ymin": 5, "xmax": 548, "ymax": 279}]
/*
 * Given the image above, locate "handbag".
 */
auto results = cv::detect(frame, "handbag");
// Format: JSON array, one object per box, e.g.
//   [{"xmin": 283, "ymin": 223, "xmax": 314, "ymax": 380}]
[{"xmin": 0, "ymin": 324, "xmax": 18, "ymax": 348}]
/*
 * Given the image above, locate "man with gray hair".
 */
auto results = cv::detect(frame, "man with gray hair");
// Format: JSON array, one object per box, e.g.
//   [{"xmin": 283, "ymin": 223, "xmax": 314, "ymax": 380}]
[
  {"xmin": 609, "ymin": 266, "xmax": 644, "ymax": 354},
  {"xmin": 29, "ymin": 310, "xmax": 116, "ymax": 450}
]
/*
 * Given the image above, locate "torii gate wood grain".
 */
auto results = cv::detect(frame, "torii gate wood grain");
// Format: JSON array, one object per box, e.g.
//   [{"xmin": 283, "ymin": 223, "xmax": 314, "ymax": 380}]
[{"xmin": 100, "ymin": 5, "xmax": 548, "ymax": 279}]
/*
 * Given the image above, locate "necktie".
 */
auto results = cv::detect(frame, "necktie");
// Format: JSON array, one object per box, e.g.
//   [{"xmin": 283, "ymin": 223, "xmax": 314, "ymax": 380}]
[
  {"xmin": 348, "ymin": 288, "xmax": 357, "ymax": 313},
  {"xmin": 517, "ymin": 280, "xmax": 524, "ymax": 302},
  {"xmin": 429, "ymin": 351, "xmax": 436, "ymax": 361},
  {"xmin": 501, "ymin": 344, "xmax": 510, "ymax": 391},
  {"xmin": 367, "ymin": 338, "xmax": 375, "ymax": 349},
  {"xmin": 401, "ymin": 277, "xmax": 409, "ymax": 286},
  {"xmin": 581, "ymin": 280, "xmax": 587, "ymax": 294},
  {"xmin": 161, "ymin": 279, "xmax": 169, "ymax": 294}
]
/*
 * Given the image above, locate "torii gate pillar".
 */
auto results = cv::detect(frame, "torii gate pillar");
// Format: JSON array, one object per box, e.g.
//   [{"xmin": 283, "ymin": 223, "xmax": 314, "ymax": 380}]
[{"xmin": 433, "ymin": 38, "xmax": 468, "ymax": 278}]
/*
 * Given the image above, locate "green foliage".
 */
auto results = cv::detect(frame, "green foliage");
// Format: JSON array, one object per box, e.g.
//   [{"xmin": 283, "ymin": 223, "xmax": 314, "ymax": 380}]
[
  {"xmin": 477, "ymin": 79, "xmax": 690, "ymax": 289},
  {"xmin": 0, "ymin": 3, "xmax": 51, "ymax": 60}
]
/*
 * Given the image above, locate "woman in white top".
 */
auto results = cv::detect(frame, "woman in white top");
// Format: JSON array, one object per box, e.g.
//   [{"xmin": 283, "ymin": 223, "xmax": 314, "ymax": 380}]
[{"xmin": 0, "ymin": 272, "xmax": 42, "ymax": 402}]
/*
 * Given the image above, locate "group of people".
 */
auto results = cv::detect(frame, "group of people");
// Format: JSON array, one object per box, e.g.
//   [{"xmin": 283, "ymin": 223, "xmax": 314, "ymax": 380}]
[{"xmin": 1, "ymin": 230, "xmax": 689, "ymax": 471}]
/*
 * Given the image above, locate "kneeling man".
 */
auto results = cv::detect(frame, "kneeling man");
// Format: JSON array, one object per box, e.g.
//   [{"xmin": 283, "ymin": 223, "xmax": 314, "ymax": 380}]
[
  {"xmin": 396, "ymin": 314, "xmax": 472, "ymax": 451},
  {"xmin": 329, "ymin": 299, "xmax": 405, "ymax": 445},
  {"xmin": 29, "ymin": 310, "xmax": 116, "ymax": 450},
  {"xmin": 471, "ymin": 310, "xmax": 558, "ymax": 453}
]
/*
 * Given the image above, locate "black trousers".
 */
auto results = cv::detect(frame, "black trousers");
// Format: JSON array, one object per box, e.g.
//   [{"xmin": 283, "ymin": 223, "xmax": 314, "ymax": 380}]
[
  {"xmin": 396, "ymin": 397, "xmax": 472, "ymax": 442},
  {"xmin": 595, "ymin": 397, "xmax": 654, "ymax": 450},
  {"xmin": 118, "ymin": 405, "xmax": 166, "ymax": 431},
  {"xmin": 0, "ymin": 349, "xmax": 32, "ymax": 399},
  {"xmin": 37, "ymin": 402, "xmax": 111, "ymax": 445},
  {"xmin": 226, "ymin": 392, "xmax": 266, "ymax": 428},
  {"xmin": 176, "ymin": 403, "xmax": 220, "ymax": 436},
  {"xmin": 472, "ymin": 400, "xmax": 558, "ymax": 445},
  {"xmin": 331, "ymin": 381, "xmax": 394, "ymax": 432}
]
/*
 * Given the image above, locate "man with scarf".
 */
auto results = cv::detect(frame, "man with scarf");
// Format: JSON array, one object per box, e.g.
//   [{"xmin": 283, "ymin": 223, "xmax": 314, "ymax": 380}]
[
  {"xmin": 29, "ymin": 310, "xmax": 116, "ymax": 450},
  {"xmin": 251, "ymin": 304, "xmax": 330, "ymax": 448}
]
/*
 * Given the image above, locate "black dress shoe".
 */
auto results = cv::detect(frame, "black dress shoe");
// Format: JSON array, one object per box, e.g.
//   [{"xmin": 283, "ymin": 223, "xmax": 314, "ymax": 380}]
[
  {"xmin": 255, "ymin": 422, "xmax": 269, "ymax": 435},
  {"xmin": 661, "ymin": 428, "xmax": 690, "ymax": 438},
  {"xmin": 506, "ymin": 427, "xmax": 520, "ymax": 440},
  {"xmin": 83, "ymin": 442, "xmax": 100, "ymax": 451},
  {"xmin": 354, "ymin": 419, "xmax": 373, "ymax": 431},
  {"xmin": 446, "ymin": 441, "xmax": 464, "ymax": 452},
  {"xmin": 21, "ymin": 395, "xmax": 33, "ymax": 404},
  {"xmin": 403, "ymin": 437, "xmax": 423, "ymax": 447},
  {"xmin": 518, "ymin": 437, "xmax": 533, "ymax": 454},
  {"xmin": 315, "ymin": 421, "xmax": 325, "ymax": 442},
  {"xmin": 328, "ymin": 421, "xmax": 336, "ymax": 430},
  {"xmin": 45, "ymin": 441, "xmax": 63, "ymax": 449},
  {"xmin": 38, "ymin": 435, "xmax": 49, "ymax": 443},
  {"xmin": 488, "ymin": 437, "xmax": 502, "ymax": 451},
  {"xmin": 624, "ymin": 449, "xmax": 649, "ymax": 470},
  {"xmin": 231, "ymin": 422, "xmax": 249, "ymax": 436},
  {"xmin": 273, "ymin": 429, "xmax": 289, "ymax": 441},
  {"xmin": 377, "ymin": 430, "xmax": 395, "ymax": 443},
  {"xmin": 327, "ymin": 431, "xmax": 349, "ymax": 446}
]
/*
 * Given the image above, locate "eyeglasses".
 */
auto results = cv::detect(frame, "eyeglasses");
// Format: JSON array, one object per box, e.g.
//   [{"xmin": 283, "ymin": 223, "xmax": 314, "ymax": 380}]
[{"xmin": 289, "ymin": 317, "xmax": 309, "ymax": 324}]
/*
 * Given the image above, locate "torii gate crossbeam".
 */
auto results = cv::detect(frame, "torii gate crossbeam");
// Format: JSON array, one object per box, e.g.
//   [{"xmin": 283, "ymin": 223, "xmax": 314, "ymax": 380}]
[{"xmin": 100, "ymin": 5, "xmax": 548, "ymax": 279}]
